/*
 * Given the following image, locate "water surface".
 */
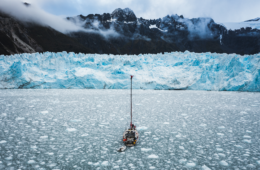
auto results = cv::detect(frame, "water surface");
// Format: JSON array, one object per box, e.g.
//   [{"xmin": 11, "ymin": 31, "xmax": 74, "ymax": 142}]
[{"xmin": 0, "ymin": 90, "xmax": 260, "ymax": 169}]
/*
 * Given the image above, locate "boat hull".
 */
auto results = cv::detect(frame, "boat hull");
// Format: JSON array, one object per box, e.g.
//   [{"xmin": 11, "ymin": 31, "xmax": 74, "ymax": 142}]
[{"xmin": 123, "ymin": 129, "xmax": 139, "ymax": 147}]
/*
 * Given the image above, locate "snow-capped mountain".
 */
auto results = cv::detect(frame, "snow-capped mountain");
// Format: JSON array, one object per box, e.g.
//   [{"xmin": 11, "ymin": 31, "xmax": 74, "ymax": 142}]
[
  {"xmin": 245, "ymin": 17, "xmax": 260, "ymax": 22},
  {"xmin": 67, "ymin": 8, "xmax": 225, "ymax": 39},
  {"xmin": 111, "ymin": 8, "xmax": 137, "ymax": 22},
  {"xmin": 0, "ymin": 7, "xmax": 260, "ymax": 55},
  {"xmin": 221, "ymin": 17, "xmax": 260, "ymax": 31}
]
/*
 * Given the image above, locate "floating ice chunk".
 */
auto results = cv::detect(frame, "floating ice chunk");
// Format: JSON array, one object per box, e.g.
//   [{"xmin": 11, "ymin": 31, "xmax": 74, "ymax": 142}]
[
  {"xmin": 0, "ymin": 140, "xmax": 7, "ymax": 144},
  {"xmin": 247, "ymin": 164, "xmax": 255, "ymax": 168},
  {"xmin": 137, "ymin": 126, "xmax": 148, "ymax": 131},
  {"xmin": 5, "ymin": 156, "xmax": 12, "ymax": 160},
  {"xmin": 70, "ymin": 119, "xmax": 81, "ymax": 122},
  {"xmin": 179, "ymin": 146, "xmax": 185, "ymax": 150},
  {"xmin": 66, "ymin": 128, "xmax": 77, "ymax": 132},
  {"xmin": 116, "ymin": 160, "xmax": 122, "ymax": 163},
  {"xmin": 163, "ymin": 122, "xmax": 169, "ymax": 124},
  {"xmin": 243, "ymin": 135, "xmax": 251, "ymax": 139},
  {"xmin": 28, "ymin": 160, "xmax": 36, "ymax": 164},
  {"xmin": 217, "ymin": 133, "xmax": 224, "ymax": 136},
  {"xmin": 242, "ymin": 139, "xmax": 251, "ymax": 143},
  {"xmin": 40, "ymin": 136, "xmax": 48, "ymax": 139},
  {"xmin": 129, "ymin": 163, "xmax": 134, "ymax": 167},
  {"xmin": 218, "ymin": 153, "xmax": 226, "ymax": 157},
  {"xmin": 218, "ymin": 126, "xmax": 225, "ymax": 129},
  {"xmin": 41, "ymin": 111, "xmax": 48, "ymax": 114},
  {"xmin": 88, "ymin": 162, "xmax": 93, "ymax": 165},
  {"xmin": 257, "ymin": 161, "xmax": 260, "ymax": 165},
  {"xmin": 185, "ymin": 162, "xmax": 196, "ymax": 168},
  {"xmin": 202, "ymin": 165, "xmax": 211, "ymax": 170},
  {"xmin": 48, "ymin": 163, "xmax": 56, "ymax": 167},
  {"xmin": 101, "ymin": 161, "xmax": 109, "ymax": 166},
  {"xmin": 246, "ymin": 130, "xmax": 252, "ymax": 133},
  {"xmin": 141, "ymin": 148, "xmax": 152, "ymax": 152},
  {"xmin": 219, "ymin": 160, "xmax": 229, "ymax": 166},
  {"xmin": 200, "ymin": 123, "xmax": 207, "ymax": 127},
  {"xmin": 176, "ymin": 134, "xmax": 182, "ymax": 138},
  {"xmin": 31, "ymin": 145, "xmax": 37, "ymax": 149},
  {"xmin": 149, "ymin": 166, "xmax": 156, "ymax": 169},
  {"xmin": 81, "ymin": 134, "xmax": 88, "ymax": 137},
  {"xmin": 189, "ymin": 141, "xmax": 195, "ymax": 144},
  {"xmin": 147, "ymin": 154, "xmax": 158, "ymax": 159},
  {"xmin": 1, "ymin": 113, "xmax": 6, "ymax": 117},
  {"xmin": 216, "ymin": 148, "xmax": 223, "ymax": 152},
  {"xmin": 234, "ymin": 145, "xmax": 243, "ymax": 149},
  {"xmin": 179, "ymin": 159, "xmax": 187, "ymax": 164},
  {"xmin": 154, "ymin": 138, "xmax": 159, "ymax": 140},
  {"xmin": 100, "ymin": 122, "xmax": 109, "ymax": 125},
  {"xmin": 16, "ymin": 117, "xmax": 25, "ymax": 121}
]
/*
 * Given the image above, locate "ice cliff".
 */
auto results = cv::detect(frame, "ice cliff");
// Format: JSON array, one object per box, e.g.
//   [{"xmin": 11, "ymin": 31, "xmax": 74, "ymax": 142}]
[{"xmin": 0, "ymin": 51, "xmax": 259, "ymax": 91}]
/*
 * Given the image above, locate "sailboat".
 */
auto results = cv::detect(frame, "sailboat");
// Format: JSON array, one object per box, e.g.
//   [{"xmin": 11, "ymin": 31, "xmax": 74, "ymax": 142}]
[{"xmin": 118, "ymin": 75, "xmax": 139, "ymax": 151}]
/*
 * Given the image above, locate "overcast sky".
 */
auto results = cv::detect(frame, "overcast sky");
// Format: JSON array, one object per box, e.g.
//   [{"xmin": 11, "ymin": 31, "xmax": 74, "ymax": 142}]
[{"xmin": 17, "ymin": 0, "xmax": 260, "ymax": 23}]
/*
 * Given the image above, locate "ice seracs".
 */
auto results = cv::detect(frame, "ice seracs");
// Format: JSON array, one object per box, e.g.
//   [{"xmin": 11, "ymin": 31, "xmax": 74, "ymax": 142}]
[{"xmin": 0, "ymin": 51, "xmax": 259, "ymax": 91}]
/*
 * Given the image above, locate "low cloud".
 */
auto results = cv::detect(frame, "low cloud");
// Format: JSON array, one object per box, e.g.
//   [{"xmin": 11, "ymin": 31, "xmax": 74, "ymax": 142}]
[
  {"xmin": 179, "ymin": 18, "xmax": 213, "ymax": 39},
  {"xmin": 0, "ymin": 0, "xmax": 84, "ymax": 33},
  {"xmin": 26, "ymin": 0, "xmax": 260, "ymax": 23},
  {"xmin": 0, "ymin": 0, "xmax": 119, "ymax": 39}
]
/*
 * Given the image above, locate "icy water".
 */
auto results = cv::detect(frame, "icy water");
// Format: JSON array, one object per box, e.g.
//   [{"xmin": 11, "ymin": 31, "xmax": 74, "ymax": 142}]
[{"xmin": 0, "ymin": 90, "xmax": 260, "ymax": 170}]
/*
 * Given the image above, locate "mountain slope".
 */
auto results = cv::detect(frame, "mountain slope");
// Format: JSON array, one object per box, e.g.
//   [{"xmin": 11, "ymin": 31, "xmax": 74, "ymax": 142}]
[
  {"xmin": 0, "ymin": 8, "xmax": 260, "ymax": 55},
  {"xmin": 0, "ymin": 12, "xmax": 94, "ymax": 55}
]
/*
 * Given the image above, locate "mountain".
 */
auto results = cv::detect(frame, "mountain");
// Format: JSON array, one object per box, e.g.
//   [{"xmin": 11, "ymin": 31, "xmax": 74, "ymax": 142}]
[
  {"xmin": 245, "ymin": 17, "xmax": 260, "ymax": 22},
  {"xmin": 0, "ymin": 7, "xmax": 260, "ymax": 55},
  {"xmin": 0, "ymin": 11, "xmax": 94, "ymax": 55}
]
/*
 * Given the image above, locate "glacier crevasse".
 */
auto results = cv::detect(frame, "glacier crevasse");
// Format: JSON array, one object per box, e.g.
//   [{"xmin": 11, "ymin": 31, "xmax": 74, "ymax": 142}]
[{"xmin": 0, "ymin": 51, "xmax": 259, "ymax": 91}]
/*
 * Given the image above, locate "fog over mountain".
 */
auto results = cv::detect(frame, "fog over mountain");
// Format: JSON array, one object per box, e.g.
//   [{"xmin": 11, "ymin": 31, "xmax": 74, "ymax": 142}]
[{"xmin": 0, "ymin": 0, "xmax": 260, "ymax": 55}]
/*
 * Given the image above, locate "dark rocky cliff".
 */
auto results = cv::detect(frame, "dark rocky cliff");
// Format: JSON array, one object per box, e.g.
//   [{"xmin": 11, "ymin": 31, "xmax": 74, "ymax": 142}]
[{"xmin": 1, "ymin": 8, "xmax": 260, "ymax": 55}]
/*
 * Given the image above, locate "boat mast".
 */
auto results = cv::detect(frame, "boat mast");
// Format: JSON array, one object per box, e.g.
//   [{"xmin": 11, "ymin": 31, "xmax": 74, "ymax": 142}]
[{"xmin": 130, "ymin": 75, "xmax": 133, "ymax": 128}]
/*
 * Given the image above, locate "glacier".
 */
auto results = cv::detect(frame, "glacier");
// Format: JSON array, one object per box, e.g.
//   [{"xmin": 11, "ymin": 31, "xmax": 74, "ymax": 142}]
[{"xmin": 0, "ymin": 51, "xmax": 259, "ymax": 91}]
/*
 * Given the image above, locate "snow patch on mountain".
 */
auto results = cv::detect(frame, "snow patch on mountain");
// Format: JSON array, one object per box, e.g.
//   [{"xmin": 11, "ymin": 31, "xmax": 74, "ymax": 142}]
[
  {"xmin": 245, "ymin": 17, "xmax": 260, "ymax": 22},
  {"xmin": 221, "ymin": 21, "xmax": 260, "ymax": 30},
  {"xmin": 149, "ymin": 24, "xmax": 168, "ymax": 32},
  {"xmin": 0, "ymin": 51, "xmax": 259, "ymax": 91}
]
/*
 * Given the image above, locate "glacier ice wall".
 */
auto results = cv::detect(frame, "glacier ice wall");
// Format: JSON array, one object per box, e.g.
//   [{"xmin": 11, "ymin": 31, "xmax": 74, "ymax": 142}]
[{"xmin": 0, "ymin": 51, "xmax": 259, "ymax": 91}]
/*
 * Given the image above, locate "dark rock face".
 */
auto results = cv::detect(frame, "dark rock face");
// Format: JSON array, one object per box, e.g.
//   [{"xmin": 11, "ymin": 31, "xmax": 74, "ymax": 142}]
[
  {"xmin": 245, "ymin": 18, "xmax": 260, "ymax": 22},
  {"xmin": 111, "ymin": 8, "xmax": 137, "ymax": 22},
  {"xmin": 0, "ymin": 12, "xmax": 93, "ymax": 55},
  {"xmin": 1, "ymin": 8, "xmax": 260, "ymax": 55},
  {"xmin": 23, "ymin": 2, "xmax": 30, "ymax": 7},
  {"xmin": 66, "ymin": 10, "xmax": 260, "ymax": 55}
]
